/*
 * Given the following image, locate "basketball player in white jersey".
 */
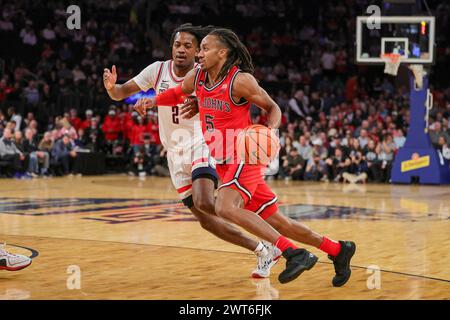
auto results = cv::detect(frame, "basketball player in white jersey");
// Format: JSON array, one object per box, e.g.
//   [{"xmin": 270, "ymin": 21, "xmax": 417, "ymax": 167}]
[{"xmin": 103, "ymin": 24, "xmax": 280, "ymax": 278}]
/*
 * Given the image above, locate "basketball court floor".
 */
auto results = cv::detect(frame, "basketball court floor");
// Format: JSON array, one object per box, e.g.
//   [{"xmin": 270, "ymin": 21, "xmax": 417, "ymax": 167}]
[{"xmin": 0, "ymin": 175, "xmax": 449, "ymax": 299}]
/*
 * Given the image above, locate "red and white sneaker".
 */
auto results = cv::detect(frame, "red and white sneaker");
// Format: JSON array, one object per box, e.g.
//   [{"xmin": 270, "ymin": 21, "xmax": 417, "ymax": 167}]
[
  {"xmin": 251, "ymin": 241, "xmax": 282, "ymax": 278},
  {"xmin": 0, "ymin": 244, "xmax": 32, "ymax": 271}
]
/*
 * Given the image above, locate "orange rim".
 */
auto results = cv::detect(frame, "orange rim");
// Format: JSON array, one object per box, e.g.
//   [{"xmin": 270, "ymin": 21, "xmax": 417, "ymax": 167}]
[{"xmin": 381, "ymin": 53, "xmax": 402, "ymax": 63}]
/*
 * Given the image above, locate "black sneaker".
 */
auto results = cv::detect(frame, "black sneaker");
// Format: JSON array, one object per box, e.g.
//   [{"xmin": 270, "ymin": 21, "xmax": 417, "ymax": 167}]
[
  {"xmin": 278, "ymin": 248, "xmax": 318, "ymax": 284},
  {"xmin": 329, "ymin": 240, "xmax": 356, "ymax": 287}
]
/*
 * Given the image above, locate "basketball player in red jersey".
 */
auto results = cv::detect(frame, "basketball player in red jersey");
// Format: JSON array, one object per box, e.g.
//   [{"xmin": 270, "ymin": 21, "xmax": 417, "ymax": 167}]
[
  {"xmin": 104, "ymin": 24, "xmax": 281, "ymax": 279},
  {"xmin": 135, "ymin": 28, "xmax": 356, "ymax": 286}
]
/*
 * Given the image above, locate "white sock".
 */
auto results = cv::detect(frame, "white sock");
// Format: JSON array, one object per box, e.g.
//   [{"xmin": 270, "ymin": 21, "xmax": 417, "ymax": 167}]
[{"xmin": 254, "ymin": 242, "xmax": 268, "ymax": 257}]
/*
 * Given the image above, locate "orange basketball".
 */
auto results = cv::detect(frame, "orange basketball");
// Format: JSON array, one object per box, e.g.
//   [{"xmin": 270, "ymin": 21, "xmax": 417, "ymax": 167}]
[{"xmin": 236, "ymin": 124, "xmax": 280, "ymax": 165}]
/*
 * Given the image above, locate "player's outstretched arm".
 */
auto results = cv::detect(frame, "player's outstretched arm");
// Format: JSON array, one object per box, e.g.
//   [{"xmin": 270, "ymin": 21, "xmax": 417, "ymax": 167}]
[
  {"xmin": 103, "ymin": 65, "xmax": 141, "ymax": 101},
  {"xmin": 232, "ymin": 73, "xmax": 282, "ymax": 129},
  {"xmin": 134, "ymin": 68, "xmax": 197, "ymax": 116}
]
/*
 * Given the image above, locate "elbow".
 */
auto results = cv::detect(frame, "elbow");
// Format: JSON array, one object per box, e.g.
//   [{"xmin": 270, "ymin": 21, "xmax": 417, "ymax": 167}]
[{"xmin": 109, "ymin": 94, "xmax": 122, "ymax": 102}]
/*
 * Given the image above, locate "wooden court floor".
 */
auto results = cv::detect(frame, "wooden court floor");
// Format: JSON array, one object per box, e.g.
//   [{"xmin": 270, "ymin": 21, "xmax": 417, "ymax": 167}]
[{"xmin": 0, "ymin": 175, "xmax": 449, "ymax": 300}]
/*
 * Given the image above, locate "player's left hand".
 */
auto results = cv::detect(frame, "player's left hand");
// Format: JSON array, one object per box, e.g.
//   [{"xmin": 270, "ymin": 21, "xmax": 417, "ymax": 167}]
[
  {"xmin": 134, "ymin": 97, "xmax": 155, "ymax": 117},
  {"xmin": 180, "ymin": 96, "xmax": 199, "ymax": 119}
]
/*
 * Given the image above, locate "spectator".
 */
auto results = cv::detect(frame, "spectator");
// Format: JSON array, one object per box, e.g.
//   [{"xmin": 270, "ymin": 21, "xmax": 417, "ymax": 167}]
[
  {"xmin": 23, "ymin": 80, "xmax": 40, "ymax": 108},
  {"xmin": 393, "ymin": 128, "xmax": 406, "ymax": 149},
  {"xmin": 293, "ymin": 135, "xmax": 312, "ymax": 160},
  {"xmin": 102, "ymin": 108, "xmax": 121, "ymax": 152},
  {"xmin": 84, "ymin": 118, "xmax": 105, "ymax": 152},
  {"xmin": 69, "ymin": 108, "xmax": 82, "ymax": 131},
  {"xmin": 80, "ymin": 109, "xmax": 94, "ymax": 130},
  {"xmin": 281, "ymin": 148, "xmax": 305, "ymax": 181},
  {"xmin": 358, "ymin": 129, "xmax": 369, "ymax": 149},
  {"xmin": 23, "ymin": 128, "xmax": 50, "ymax": 176},
  {"xmin": 325, "ymin": 147, "xmax": 351, "ymax": 182},
  {"xmin": 38, "ymin": 132, "xmax": 54, "ymax": 154},
  {"xmin": 376, "ymin": 135, "xmax": 396, "ymax": 183},
  {"xmin": 311, "ymin": 138, "xmax": 328, "ymax": 159},
  {"xmin": 51, "ymin": 134, "xmax": 77, "ymax": 175},
  {"xmin": 130, "ymin": 115, "xmax": 147, "ymax": 154},
  {"xmin": 0, "ymin": 128, "xmax": 25, "ymax": 177},
  {"xmin": 151, "ymin": 148, "xmax": 170, "ymax": 177},
  {"xmin": 362, "ymin": 139, "xmax": 380, "ymax": 182},
  {"xmin": 41, "ymin": 23, "xmax": 56, "ymax": 41},
  {"xmin": 321, "ymin": 47, "xmax": 336, "ymax": 78},
  {"xmin": 128, "ymin": 134, "xmax": 159, "ymax": 177},
  {"xmin": 7, "ymin": 107, "xmax": 22, "ymax": 132},
  {"xmin": 288, "ymin": 90, "xmax": 309, "ymax": 121},
  {"xmin": 439, "ymin": 136, "xmax": 450, "ymax": 160},
  {"xmin": 429, "ymin": 121, "xmax": 450, "ymax": 148},
  {"xmin": 304, "ymin": 151, "xmax": 327, "ymax": 181},
  {"xmin": 343, "ymin": 151, "xmax": 369, "ymax": 183}
]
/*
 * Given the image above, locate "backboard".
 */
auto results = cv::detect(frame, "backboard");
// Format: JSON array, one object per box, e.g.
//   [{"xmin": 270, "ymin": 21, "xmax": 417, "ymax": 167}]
[{"xmin": 356, "ymin": 16, "xmax": 435, "ymax": 64}]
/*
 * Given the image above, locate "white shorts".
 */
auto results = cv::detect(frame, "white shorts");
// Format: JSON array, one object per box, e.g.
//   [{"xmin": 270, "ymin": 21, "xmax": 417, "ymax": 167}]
[{"xmin": 167, "ymin": 137, "xmax": 217, "ymax": 201}]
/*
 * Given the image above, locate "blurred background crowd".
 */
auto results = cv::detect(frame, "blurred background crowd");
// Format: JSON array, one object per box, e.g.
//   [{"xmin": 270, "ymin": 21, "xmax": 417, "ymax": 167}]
[{"xmin": 0, "ymin": 0, "xmax": 449, "ymax": 182}]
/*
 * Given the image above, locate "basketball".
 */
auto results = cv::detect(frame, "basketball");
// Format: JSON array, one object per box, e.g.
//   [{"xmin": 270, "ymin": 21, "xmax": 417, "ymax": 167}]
[{"xmin": 237, "ymin": 124, "xmax": 280, "ymax": 165}]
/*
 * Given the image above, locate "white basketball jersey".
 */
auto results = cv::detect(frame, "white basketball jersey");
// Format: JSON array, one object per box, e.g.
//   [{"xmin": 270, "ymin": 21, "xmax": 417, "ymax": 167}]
[{"xmin": 133, "ymin": 59, "xmax": 202, "ymax": 153}]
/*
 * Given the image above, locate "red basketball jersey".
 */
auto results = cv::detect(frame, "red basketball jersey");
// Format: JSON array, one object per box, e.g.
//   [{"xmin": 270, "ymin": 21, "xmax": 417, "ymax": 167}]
[{"xmin": 194, "ymin": 66, "xmax": 251, "ymax": 163}]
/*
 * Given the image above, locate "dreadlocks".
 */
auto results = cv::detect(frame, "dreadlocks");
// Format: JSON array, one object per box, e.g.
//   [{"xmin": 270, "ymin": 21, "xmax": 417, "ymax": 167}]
[
  {"xmin": 208, "ymin": 28, "xmax": 254, "ymax": 81},
  {"xmin": 170, "ymin": 23, "xmax": 215, "ymax": 48}
]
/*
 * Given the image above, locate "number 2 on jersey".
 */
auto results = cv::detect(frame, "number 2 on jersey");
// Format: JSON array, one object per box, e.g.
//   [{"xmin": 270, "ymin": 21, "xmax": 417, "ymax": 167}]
[{"xmin": 172, "ymin": 106, "xmax": 179, "ymax": 124}]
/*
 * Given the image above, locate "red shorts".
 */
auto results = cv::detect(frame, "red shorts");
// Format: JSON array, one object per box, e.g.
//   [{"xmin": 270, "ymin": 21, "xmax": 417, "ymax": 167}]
[{"xmin": 216, "ymin": 162, "xmax": 278, "ymax": 220}]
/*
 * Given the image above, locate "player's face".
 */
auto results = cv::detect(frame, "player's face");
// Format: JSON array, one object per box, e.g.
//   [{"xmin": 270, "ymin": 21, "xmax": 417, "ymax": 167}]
[
  {"xmin": 172, "ymin": 32, "xmax": 198, "ymax": 68},
  {"xmin": 198, "ymin": 35, "xmax": 227, "ymax": 70}
]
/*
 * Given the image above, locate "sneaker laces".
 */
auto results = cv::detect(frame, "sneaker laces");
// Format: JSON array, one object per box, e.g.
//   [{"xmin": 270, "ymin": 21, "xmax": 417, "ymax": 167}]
[
  {"xmin": 256, "ymin": 252, "xmax": 272, "ymax": 270},
  {"xmin": 0, "ymin": 243, "xmax": 19, "ymax": 257}
]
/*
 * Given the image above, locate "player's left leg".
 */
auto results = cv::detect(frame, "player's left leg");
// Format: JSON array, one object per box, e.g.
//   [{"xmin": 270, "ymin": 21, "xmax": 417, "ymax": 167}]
[
  {"xmin": 263, "ymin": 207, "xmax": 356, "ymax": 287},
  {"xmin": 0, "ymin": 244, "xmax": 32, "ymax": 271}
]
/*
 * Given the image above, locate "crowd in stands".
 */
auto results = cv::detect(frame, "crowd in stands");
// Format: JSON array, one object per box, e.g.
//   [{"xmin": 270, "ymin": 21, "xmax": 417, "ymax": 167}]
[{"xmin": 0, "ymin": 0, "xmax": 449, "ymax": 182}]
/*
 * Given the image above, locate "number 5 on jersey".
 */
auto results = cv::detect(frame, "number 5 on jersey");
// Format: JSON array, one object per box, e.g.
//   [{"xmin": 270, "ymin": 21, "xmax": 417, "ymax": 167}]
[{"xmin": 205, "ymin": 115, "xmax": 214, "ymax": 132}]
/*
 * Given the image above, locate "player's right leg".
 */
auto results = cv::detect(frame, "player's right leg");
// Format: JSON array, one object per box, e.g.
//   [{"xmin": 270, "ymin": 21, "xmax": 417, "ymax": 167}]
[
  {"xmin": 0, "ymin": 244, "xmax": 32, "ymax": 271},
  {"xmin": 214, "ymin": 163, "xmax": 318, "ymax": 284}
]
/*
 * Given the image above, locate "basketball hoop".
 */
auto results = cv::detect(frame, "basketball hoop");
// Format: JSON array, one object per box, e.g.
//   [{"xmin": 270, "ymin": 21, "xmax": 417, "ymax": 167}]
[{"xmin": 381, "ymin": 53, "xmax": 403, "ymax": 76}]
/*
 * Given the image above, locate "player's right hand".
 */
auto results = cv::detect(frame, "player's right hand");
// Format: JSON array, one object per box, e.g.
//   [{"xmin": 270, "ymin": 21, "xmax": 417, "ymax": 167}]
[
  {"xmin": 103, "ymin": 65, "xmax": 117, "ymax": 90},
  {"xmin": 180, "ymin": 96, "xmax": 199, "ymax": 119}
]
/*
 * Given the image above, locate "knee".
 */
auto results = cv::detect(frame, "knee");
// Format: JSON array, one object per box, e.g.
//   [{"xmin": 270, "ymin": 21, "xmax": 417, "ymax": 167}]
[
  {"xmin": 193, "ymin": 194, "xmax": 215, "ymax": 215},
  {"xmin": 214, "ymin": 201, "xmax": 236, "ymax": 221}
]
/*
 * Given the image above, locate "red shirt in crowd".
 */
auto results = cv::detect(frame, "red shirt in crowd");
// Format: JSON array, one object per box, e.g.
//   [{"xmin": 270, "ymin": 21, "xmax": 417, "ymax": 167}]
[
  {"xmin": 123, "ymin": 114, "xmax": 134, "ymax": 142},
  {"xmin": 70, "ymin": 116, "xmax": 82, "ymax": 131},
  {"xmin": 102, "ymin": 115, "xmax": 121, "ymax": 141},
  {"xmin": 131, "ymin": 123, "xmax": 147, "ymax": 145},
  {"xmin": 80, "ymin": 117, "xmax": 92, "ymax": 130},
  {"xmin": 146, "ymin": 120, "xmax": 160, "ymax": 145}
]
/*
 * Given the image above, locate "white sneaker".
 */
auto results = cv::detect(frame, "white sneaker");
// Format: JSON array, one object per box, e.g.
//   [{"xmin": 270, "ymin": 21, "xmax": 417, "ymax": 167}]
[
  {"xmin": 251, "ymin": 241, "xmax": 282, "ymax": 278},
  {"xmin": 0, "ymin": 245, "xmax": 32, "ymax": 271}
]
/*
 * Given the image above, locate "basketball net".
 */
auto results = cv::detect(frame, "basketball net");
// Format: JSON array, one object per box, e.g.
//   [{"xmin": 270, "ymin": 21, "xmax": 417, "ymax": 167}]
[{"xmin": 381, "ymin": 53, "xmax": 403, "ymax": 76}]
